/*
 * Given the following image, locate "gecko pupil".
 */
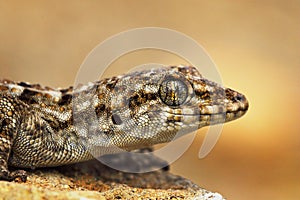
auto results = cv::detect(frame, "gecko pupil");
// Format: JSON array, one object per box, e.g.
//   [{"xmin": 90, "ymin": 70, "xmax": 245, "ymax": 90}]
[{"xmin": 159, "ymin": 78, "xmax": 188, "ymax": 106}]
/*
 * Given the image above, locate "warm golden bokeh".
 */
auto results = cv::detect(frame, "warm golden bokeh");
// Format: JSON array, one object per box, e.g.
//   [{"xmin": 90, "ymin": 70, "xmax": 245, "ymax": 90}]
[{"xmin": 0, "ymin": 1, "xmax": 299, "ymax": 199}]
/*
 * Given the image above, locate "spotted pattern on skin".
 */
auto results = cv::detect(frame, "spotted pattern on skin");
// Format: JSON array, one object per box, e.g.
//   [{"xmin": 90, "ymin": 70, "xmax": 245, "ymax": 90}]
[{"xmin": 0, "ymin": 66, "xmax": 248, "ymax": 182}]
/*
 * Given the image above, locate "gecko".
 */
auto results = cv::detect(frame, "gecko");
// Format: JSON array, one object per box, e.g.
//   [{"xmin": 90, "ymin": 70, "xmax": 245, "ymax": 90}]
[{"xmin": 0, "ymin": 66, "xmax": 248, "ymax": 182}]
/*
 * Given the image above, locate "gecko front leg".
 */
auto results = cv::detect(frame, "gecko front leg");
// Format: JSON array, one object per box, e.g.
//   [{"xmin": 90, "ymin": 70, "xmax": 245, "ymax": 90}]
[{"xmin": 0, "ymin": 96, "xmax": 27, "ymax": 182}]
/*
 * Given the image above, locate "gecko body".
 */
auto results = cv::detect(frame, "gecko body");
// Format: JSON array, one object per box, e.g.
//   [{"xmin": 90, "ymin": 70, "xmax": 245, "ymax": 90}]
[{"xmin": 0, "ymin": 66, "xmax": 248, "ymax": 181}]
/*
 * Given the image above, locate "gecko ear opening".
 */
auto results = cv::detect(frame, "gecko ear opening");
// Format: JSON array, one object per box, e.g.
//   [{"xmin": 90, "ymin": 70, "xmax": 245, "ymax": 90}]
[{"xmin": 112, "ymin": 114, "xmax": 123, "ymax": 125}]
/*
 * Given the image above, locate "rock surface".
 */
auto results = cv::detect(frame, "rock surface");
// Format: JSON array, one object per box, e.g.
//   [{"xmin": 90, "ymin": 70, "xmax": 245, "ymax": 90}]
[{"xmin": 0, "ymin": 160, "xmax": 225, "ymax": 200}]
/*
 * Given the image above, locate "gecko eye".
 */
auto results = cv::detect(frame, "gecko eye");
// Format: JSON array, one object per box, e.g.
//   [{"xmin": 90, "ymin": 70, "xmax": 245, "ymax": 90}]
[{"xmin": 159, "ymin": 78, "xmax": 188, "ymax": 106}]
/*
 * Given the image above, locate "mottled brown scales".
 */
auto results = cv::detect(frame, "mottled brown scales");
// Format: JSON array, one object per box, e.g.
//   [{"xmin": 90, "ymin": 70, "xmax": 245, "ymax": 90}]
[
  {"xmin": 96, "ymin": 104, "xmax": 106, "ymax": 112},
  {"xmin": 0, "ymin": 66, "xmax": 248, "ymax": 182},
  {"xmin": 0, "ymin": 85, "xmax": 9, "ymax": 91},
  {"xmin": 58, "ymin": 94, "xmax": 72, "ymax": 105}
]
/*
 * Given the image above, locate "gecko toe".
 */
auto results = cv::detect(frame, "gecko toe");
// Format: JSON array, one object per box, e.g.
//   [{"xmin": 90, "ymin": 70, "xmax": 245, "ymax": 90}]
[
  {"xmin": 10, "ymin": 170, "xmax": 27, "ymax": 182},
  {"xmin": 0, "ymin": 169, "xmax": 27, "ymax": 182}
]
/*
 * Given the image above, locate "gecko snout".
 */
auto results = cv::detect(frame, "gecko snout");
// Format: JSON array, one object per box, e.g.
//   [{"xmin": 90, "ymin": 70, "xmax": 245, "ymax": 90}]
[{"xmin": 225, "ymin": 88, "xmax": 249, "ymax": 111}]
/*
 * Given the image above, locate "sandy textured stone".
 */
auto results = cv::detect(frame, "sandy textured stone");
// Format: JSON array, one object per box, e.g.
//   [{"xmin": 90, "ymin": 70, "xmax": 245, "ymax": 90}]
[{"xmin": 0, "ymin": 160, "xmax": 225, "ymax": 200}]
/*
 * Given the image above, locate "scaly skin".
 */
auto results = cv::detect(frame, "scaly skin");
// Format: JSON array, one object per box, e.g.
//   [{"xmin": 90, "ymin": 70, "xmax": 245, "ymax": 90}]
[{"xmin": 0, "ymin": 66, "xmax": 248, "ymax": 182}]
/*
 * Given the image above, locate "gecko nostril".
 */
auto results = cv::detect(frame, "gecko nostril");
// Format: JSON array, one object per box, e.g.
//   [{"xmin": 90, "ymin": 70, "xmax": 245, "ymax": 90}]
[{"xmin": 235, "ymin": 94, "xmax": 245, "ymax": 102}]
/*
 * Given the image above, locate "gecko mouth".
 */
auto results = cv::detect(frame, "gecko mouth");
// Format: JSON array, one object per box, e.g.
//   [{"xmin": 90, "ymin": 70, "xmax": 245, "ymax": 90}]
[
  {"xmin": 163, "ymin": 101, "xmax": 248, "ymax": 125},
  {"xmin": 165, "ymin": 111, "xmax": 246, "ymax": 126}
]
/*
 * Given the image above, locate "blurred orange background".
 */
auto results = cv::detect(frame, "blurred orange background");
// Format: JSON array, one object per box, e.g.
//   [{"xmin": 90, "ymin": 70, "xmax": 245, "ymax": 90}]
[{"xmin": 0, "ymin": 1, "xmax": 299, "ymax": 199}]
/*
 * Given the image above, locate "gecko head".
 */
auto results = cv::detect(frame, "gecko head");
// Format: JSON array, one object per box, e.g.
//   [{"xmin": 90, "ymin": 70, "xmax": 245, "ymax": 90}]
[
  {"xmin": 164, "ymin": 66, "xmax": 249, "ymax": 125},
  {"xmin": 95, "ymin": 66, "xmax": 248, "ymax": 150}
]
